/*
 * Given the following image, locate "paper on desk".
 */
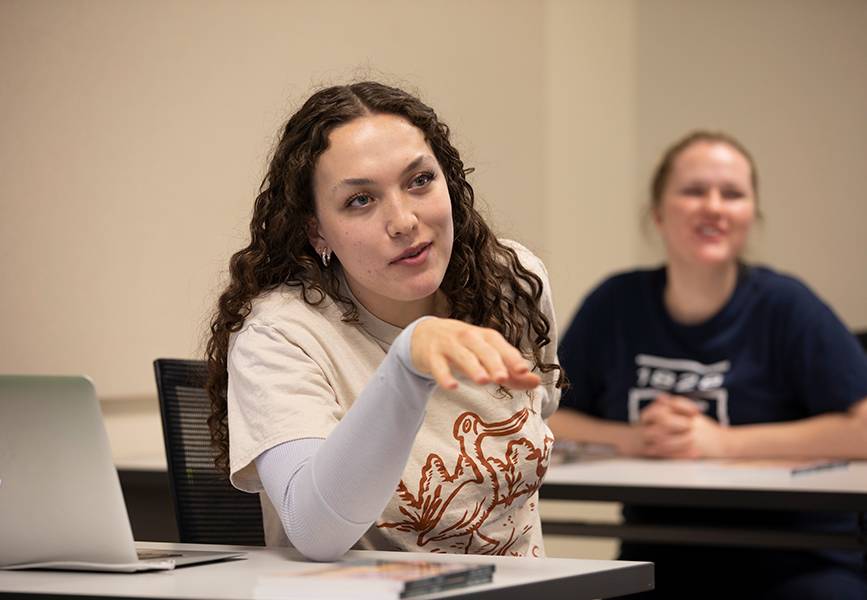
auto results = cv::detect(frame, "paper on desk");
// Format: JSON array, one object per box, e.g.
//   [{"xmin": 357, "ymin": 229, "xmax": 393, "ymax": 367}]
[
  {"xmin": 716, "ymin": 458, "xmax": 849, "ymax": 476},
  {"xmin": 254, "ymin": 576, "xmax": 402, "ymax": 600},
  {"xmin": 254, "ymin": 559, "xmax": 492, "ymax": 600}
]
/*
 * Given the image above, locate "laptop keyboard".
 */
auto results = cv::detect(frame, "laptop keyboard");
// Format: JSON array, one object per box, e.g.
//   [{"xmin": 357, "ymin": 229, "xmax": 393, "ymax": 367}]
[{"xmin": 137, "ymin": 550, "xmax": 183, "ymax": 560}]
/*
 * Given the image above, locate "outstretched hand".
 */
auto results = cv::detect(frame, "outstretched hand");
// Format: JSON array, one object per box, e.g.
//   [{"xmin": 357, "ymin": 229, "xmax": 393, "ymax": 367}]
[{"xmin": 411, "ymin": 318, "xmax": 540, "ymax": 391}]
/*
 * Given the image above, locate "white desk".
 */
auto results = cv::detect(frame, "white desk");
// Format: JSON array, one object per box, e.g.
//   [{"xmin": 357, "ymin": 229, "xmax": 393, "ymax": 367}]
[
  {"xmin": 540, "ymin": 458, "xmax": 867, "ymax": 550},
  {"xmin": 0, "ymin": 542, "xmax": 653, "ymax": 600}
]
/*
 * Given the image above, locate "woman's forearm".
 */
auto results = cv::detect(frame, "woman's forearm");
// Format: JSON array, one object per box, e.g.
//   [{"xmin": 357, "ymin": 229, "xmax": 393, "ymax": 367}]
[
  {"xmin": 256, "ymin": 319, "xmax": 435, "ymax": 561},
  {"xmin": 548, "ymin": 408, "xmax": 641, "ymax": 456},
  {"xmin": 723, "ymin": 398, "xmax": 867, "ymax": 459}
]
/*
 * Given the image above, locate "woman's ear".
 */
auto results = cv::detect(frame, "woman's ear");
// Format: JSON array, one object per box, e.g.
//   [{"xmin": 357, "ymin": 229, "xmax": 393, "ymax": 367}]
[
  {"xmin": 651, "ymin": 204, "xmax": 664, "ymax": 228},
  {"xmin": 306, "ymin": 217, "xmax": 325, "ymax": 251}
]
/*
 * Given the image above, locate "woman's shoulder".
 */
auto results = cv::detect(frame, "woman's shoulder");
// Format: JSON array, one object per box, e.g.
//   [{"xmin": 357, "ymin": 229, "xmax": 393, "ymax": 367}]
[
  {"xmin": 744, "ymin": 265, "xmax": 824, "ymax": 310},
  {"xmin": 242, "ymin": 284, "xmax": 344, "ymax": 333},
  {"xmin": 588, "ymin": 267, "xmax": 661, "ymax": 300},
  {"xmin": 498, "ymin": 238, "xmax": 548, "ymax": 277},
  {"xmin": 563, "ymin": 268, "xmax": 660, "ymax": 327},
  {"xmin": 742, "ymin": 265, "xmax": 852, "ymax": 342}
]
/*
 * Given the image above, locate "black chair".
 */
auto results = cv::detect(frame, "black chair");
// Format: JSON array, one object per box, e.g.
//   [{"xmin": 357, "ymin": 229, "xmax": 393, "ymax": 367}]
[
  {"xmin": 856, "ymin": 330, "xmax": 867, "ymax": 353},
  {"xmin": 154, "ymin": 358, "xmax": 265, "ymax": 545}
]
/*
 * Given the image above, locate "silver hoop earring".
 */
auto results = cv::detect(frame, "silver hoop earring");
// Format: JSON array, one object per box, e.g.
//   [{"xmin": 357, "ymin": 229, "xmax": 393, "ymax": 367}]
[{"xmin": 320, "ymin": 247, "xmax": 331, "ymax": 268}]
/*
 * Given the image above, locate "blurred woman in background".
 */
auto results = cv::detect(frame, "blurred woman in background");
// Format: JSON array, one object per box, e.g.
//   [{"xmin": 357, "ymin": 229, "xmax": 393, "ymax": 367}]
[{"xmin": 550, "ymin": 130, "xmax": 867, "ymax": 598}]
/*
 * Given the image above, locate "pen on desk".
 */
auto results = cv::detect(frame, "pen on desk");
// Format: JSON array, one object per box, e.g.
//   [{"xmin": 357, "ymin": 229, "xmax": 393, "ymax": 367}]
[{"xmin": 790, "ymin": 460, "xmax": 850, "ymax": 476}]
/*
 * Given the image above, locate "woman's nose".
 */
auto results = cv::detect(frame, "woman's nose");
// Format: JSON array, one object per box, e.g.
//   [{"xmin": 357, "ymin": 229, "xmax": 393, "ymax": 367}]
[
  {"xmin": 385, "ymin": 196, "xmax": 419, "ymax": 238},
  {"xmin": 703, "ymin": 188, "xmax": 723, "ymax": 212}
]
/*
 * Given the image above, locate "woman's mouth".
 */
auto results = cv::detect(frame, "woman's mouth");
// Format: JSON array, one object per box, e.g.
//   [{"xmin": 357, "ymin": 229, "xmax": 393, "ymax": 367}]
[
  {"xmin": 390, "ymin": 242, "xmax": 432, "ymax": 266},
  {"xmin": 696, "ymin": 224, "xmax": 724, "ymax": 239}
]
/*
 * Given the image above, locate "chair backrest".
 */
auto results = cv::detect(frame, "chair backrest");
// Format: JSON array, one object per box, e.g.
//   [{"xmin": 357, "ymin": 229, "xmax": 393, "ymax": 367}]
[
  {"xmin": 856, "ymin": 330, "xmax": 867, "ymax": 354},
  {"xmin": 153, "ymin": 358, "xmax": 265, "ymax": 545}
]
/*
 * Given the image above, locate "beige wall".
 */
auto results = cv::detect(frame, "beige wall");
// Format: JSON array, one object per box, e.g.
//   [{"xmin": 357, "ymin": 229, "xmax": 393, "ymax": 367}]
[
  {"xmin": 2, "ymin": 1, "xmax": 865, "ymax": 397},
  {"xmin": 634, "ymin": 0, "xmax": 867, "ymax": 326},
  {"xmin": 0, "ymin": 0, "xmax": 548, "ymax": 399},
  {"xmin": 543, "ymin": 0, "xmax": 639, "ymax": 325}
]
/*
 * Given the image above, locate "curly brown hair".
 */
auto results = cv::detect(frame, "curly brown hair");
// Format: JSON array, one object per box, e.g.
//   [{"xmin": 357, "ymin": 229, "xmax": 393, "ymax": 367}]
[{"xmin": 206, "ymin": 81, "xmax": 563, "ymax": 474}]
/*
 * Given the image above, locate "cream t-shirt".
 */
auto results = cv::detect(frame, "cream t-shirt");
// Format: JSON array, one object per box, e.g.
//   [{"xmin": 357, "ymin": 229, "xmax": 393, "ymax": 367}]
[{"xmin": 226, "ymin": 240, "xmax": 560, "ymax": 556}]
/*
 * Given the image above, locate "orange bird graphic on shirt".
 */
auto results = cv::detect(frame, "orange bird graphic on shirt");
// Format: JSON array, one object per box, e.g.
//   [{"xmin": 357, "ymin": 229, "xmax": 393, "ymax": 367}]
[{"xmin": 378, "ymin": 408, "xmax": 552, "ymax": 554}]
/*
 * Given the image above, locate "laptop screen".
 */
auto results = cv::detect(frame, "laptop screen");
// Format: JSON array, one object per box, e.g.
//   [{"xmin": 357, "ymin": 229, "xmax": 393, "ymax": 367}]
[{"xmin": 0, "ymin": 375, "xmax": 139, "ymax": 567}]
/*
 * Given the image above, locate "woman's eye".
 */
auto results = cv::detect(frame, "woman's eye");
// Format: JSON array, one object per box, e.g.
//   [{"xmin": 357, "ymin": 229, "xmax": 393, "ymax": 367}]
[
  {"xmin": 409, "ymin": 172, "xmax": 435, "ymax": 189},
  {"xmin": 682, "ymin": 186, "xmax": 706, "ymax": 197},
  {"xmin": 722, "ymin": 189, "xmax": 745, "ymax": 200},
  {"xmin": 346, "ymin": 193, "xmax": 373, "ymax": 208}
]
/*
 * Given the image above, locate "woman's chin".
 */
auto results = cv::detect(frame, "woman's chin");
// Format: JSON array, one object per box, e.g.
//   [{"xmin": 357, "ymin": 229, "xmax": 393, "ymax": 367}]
[
  {"xmin": 692, "ymin": 252, "xmax": 740, "ymax": 269},
  {"xmin": 670, "ymin": 246, "xmax": 740, "ymax": 270},
  {"xmin": 394, "ymin": 273, "xmax": 446, "ymax": 302},
  {"xmin": 398, "ymin": 285, "xmax": 442, "ymax": 304}
]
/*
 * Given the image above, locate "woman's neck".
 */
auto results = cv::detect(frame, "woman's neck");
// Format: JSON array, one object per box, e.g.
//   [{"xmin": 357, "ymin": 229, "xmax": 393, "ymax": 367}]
[
  {"xmin": 377, "ymin": 293, "xmax": 447, "ymax": 328},
  {"xmin": 350, "ymin": 285, "xmax": 450, "ymax": 328},
  {"xmin": 664, "ymin": 260, "xmax": 739, "ymax": 325}
]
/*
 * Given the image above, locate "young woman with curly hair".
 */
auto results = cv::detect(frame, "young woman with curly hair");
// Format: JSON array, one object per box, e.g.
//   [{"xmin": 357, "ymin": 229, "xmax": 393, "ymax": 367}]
[{"xmin": 205, "ymin": 81, "xmax": 563, "ymax": 561}]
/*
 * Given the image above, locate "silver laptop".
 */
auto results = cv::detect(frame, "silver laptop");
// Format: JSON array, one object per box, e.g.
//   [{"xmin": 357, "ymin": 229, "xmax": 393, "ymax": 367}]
[{"xmin": 0, "ymin": 375, "xmax": 245, "ymax": 572}]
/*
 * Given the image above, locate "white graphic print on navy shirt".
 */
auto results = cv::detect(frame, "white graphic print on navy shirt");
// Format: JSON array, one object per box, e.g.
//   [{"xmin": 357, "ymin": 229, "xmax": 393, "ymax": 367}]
[{"xmin": 628, "ymin": 354, "xmax": 730, "ymax": 425}]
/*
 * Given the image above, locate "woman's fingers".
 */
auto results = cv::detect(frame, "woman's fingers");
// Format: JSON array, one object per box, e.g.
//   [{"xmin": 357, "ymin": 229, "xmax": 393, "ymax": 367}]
[
  {"xmin": 453, "ymin": 328, "xmax": 539, "ymax": 389},
  {"xmin": 654, "ymin": 393, "xmax": 702, "ymax": 416},
  {"xmin": 411, "ymin": 318, "xmax": 539, "ymax": 391},
  {"xmin": 643, "ymin": 430, "xmax": 694, "ymax": 458},
  {"xmin": 641, "ymin": 395, "xmax": 702, "ymax": 427},
  {"xmin": 639, "ymin": 400, "xmax": 675, "ymax": 425},
  {"xmin": 484, "ymin": 331, "xmax": 531, "ymax": 373},
  {"xmin": 504, "ymin": 370, "xmax": 541, "ymax": 390},
  {"xmin": 428, "ymin": 353, "xmax": 459, "ymax": 390},
  {"xmin": 639, "ymin": 403, "xmax": 662, "ymax": 424},
  {"xmin": 667, "ymin": 395, "xmax": 702, "ymax": 415},
  {"xmin": 641, "ymin": 413, "xmax": 694, "ymax": 446},
  {"xmin": 472, "ymin": 329, "xmax": 538, "ymax": 389},
  {"xmin": 641, "ymin": 410, "xmax": 692, "ymax": 434},
  {"xmin": 442, "ymin": 343, "xmax": 493, "ymax": 385},
  {"xmin": 641, "ymin": 412, "xmax": 724, "ymax": 459},
  {"xmin": 458, "ymin": 330, "xmax": 509, "ymax": 383},
  {"xmin": 442, "ymin": 335, "xmax": 538, "ymax": 389}
]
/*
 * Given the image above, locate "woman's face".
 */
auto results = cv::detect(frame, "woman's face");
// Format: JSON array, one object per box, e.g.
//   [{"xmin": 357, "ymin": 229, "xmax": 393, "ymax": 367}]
[
  {"xmin": 654, "ymin": 141, "xmax": 756, "ymax": 271},
  {"xmin": 309, "ymin": 113, "xmax": 454, "ymax": 325}
]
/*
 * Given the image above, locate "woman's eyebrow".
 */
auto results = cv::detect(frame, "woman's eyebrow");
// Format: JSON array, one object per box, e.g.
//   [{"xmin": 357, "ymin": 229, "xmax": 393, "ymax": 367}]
[
  {"xmin": 400, "ymin": 154, "xmax": 432, "ymax": 176},
  {"xmin": 337, "ymin": 176, "xmax": 374, "ymax": 188},
  {"xmin": 332, "ymin": 155, "xmax": 434, "ymax": 193}
]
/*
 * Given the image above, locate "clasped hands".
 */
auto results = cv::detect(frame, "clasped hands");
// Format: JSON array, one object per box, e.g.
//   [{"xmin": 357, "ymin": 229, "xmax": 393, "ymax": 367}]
[
  {"xmin": 410, "ymin": 317, "xmax": 540, "ymax": 391},
  {"xmin": 629, "ymin": 394, "xmax": 729, "ymax": 459}
]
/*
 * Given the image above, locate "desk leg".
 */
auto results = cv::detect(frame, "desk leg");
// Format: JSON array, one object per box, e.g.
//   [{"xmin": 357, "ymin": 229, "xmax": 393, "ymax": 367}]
[{"xmin": 859, "ymin": 511, "xmax": 866, "ymax": 572}]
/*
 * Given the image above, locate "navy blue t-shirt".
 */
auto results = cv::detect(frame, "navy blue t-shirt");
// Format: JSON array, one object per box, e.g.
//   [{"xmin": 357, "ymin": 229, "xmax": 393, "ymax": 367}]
[
  {"xmin": 560, "ymin": 265, "xmax": 867, "ymax": 426},
  {"xmin": 558, "ymin": 265, "xmax": 867, "ymax": 577}
]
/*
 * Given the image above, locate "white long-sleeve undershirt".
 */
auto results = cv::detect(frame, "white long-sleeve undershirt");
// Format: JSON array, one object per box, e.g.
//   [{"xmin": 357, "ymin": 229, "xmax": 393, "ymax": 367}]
[{"xmin": 254, "ymin": 318, "xmax": 436, "ymax": 561}]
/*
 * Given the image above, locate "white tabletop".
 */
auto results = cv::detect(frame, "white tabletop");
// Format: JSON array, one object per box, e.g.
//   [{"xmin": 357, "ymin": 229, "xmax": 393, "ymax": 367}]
[
  {"xmin": 541, "ymin": 457, "xmax": 867, "ymax": 512},
  {"xmin": 0, "ymin": 542, "xmax": 653, "ymax": 600},
  {"xmin": 540, "ymin": 458, "xmax": 867, "ymax": 550},
  {"xmin": 545, "ymin": 457, "xmax": 867, "ymax": 493}
]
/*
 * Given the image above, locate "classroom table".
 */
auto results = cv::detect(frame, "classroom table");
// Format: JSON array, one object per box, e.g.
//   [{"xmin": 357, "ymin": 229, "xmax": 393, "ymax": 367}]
[
  {"xmin": 540, "ymin": 457, "xmax": 867, "ymax": 550},
  {"xmin": 0, "ymin": 541, "xmax": 653, "ymax": 600}
]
